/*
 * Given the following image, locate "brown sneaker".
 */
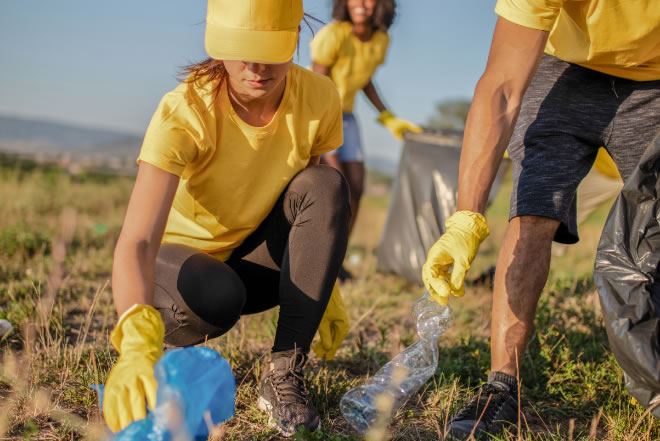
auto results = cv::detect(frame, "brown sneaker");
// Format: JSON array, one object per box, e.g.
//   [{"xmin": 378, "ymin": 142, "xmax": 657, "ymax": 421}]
[{"xmin": 257, "ymin": 349, "xmax": 320, "ymax": 437}]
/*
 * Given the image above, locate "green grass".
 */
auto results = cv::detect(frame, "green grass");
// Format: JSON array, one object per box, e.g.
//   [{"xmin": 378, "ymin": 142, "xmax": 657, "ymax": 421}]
[{"xmin": 0, "ymin": 157, "xmax": 657, "ymax": 440}]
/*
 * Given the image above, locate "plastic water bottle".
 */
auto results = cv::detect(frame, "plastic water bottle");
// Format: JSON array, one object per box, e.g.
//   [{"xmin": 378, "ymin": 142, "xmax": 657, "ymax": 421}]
[{"xmin": 340, "ymin": 293, "xmax": 452, "ymax": 433}]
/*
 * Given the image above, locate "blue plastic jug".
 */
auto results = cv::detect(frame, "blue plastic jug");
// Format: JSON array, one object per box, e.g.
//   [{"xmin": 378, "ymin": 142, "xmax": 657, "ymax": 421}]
[{"xmin": 93, "ymin": 346, "xmax": 236, "ymax": 440}]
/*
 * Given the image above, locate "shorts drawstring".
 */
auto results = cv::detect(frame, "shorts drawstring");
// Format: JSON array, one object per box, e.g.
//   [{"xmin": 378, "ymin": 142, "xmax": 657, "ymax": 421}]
[{"xmin": 610, "ymin": 78, "xmax": 620, "ymax": 99}]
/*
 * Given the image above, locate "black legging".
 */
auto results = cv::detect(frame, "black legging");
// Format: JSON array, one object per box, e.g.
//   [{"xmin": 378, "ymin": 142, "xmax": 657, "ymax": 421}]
[{"xmin": 153, "ymin": 165, "xmax": 351, "ymax": 353}]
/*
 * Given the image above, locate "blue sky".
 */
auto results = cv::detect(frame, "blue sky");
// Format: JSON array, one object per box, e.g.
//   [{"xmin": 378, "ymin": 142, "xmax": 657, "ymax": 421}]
[{"xmin": 0, "ymin": 1, "xmax": 497, "ymax": 162}]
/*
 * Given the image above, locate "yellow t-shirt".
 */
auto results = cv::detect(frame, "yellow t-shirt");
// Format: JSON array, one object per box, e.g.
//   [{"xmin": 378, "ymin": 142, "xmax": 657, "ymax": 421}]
[
  {"xmin": 495, "ymin": 0, "xmax": 660, "ymax": 81},
  {"xmin": 310, "ymin": 21, "xmax": 390, "ymax": 112},
  {"xmin": 138, "ymin": 64, "xmax": 343, "ymax": 261},
  {"xmin": 593, "ymin": 147, "xmax": 621, "ymax": 180}
]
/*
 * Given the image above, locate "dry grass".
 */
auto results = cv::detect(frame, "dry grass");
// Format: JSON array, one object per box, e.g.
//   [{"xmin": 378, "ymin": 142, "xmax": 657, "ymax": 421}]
[{"xmin": 0, "ymin": 157, "xmax": 657, "ymax": 440}]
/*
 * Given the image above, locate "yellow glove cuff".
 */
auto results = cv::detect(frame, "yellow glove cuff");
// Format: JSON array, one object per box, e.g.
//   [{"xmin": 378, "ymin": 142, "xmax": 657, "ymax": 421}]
[
  {"xmin": 446, "ymin": 211, "xmax": 490, "ymax": 242},
  {"xmin": 377, "ymin": 109, "xmax": 395, "ymax": 125},
  {"xmin": 110, "ymin": 304, "xmax": 165, "ymax": 355}
]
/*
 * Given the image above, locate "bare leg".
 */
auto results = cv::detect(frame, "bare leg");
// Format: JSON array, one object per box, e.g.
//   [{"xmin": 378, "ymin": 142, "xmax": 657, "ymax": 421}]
[
  {"xmin": 321, "ymin": 155, "xmax": 365, "ymax": 232},
  {"xmin": 491, "ymin": 215, "xmax": 559, "ymax": 376},
  {"xmin": 341, "ymin": 161, "xmax": 365, "ymax": 232}
]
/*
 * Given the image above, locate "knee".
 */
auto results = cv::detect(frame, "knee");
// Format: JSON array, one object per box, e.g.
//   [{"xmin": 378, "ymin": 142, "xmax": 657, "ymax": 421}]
[
  {"xmin": 319, "ymin": 165, "xmax": 351, "ymax": 206},
  {"xmin": 199, "ymin": 273, "xmax": 246, "ymax": 327},
  {"xmin": 292, "ymin": 165, "xmax": 351, "ymax": 215},
  {"xmin": 509, "ymin": 215, "xmax": 560, "ymax": 243},
  {"xmin": 178, "ymin": 256, "xmax": 247, "ymax": 327}
]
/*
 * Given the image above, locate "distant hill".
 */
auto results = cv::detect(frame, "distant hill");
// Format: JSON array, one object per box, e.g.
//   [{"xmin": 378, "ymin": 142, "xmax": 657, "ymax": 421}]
[
  {"xmin": 0, "ymin": 114, "xmax": 400, "ymax": 176},
  {"xmin": 0, "ymin": 115, "xmax": 142, "ymax": 156}
]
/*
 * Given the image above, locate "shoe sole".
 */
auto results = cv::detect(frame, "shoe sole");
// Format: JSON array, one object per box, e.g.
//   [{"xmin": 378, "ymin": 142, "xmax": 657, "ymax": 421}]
[
  {"xmin": 444, "ymin": 431, "xmax": 471, "ymax": 441},
  {"xmin": 445, "ymin": 419, "xmax": 515, "ymax": 441},
  {"xmin": 257, "ymin": 396, "xmax": 321, "ymax": 438}
]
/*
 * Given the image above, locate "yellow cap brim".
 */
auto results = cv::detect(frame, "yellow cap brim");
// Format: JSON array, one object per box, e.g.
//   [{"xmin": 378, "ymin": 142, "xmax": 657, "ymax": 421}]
[{"xmin": 205, "ymin": 24, "xmax": 298, "ymax": 64}]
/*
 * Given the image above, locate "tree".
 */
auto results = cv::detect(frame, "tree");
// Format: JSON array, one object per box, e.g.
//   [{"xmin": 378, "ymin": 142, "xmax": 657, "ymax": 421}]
[{"xmin": 426, "ymin": 98, "xmax": 471, "ymax": 130}]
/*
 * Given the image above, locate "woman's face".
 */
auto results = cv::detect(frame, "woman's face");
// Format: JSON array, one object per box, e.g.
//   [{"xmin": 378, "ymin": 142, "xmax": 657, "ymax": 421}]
[
  {"xmin": 347, "ymin": 0, "xmax": 376, "ymax": 25},
  {"xmin": 223, "ymin": 59, "xmax": 293, "ymax": 101}
]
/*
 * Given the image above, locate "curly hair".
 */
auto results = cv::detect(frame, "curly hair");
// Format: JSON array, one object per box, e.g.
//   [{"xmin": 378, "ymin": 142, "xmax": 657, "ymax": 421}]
[{"xmin": 332, "ymin": 0, "xmax": 396, "ymax": 31}]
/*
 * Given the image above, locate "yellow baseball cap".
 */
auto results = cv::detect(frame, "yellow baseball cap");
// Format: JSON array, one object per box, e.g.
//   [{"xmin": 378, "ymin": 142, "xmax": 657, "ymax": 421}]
[{"xmin": 205, "ymin": 0, "xmax": 304, "ymax": 64}]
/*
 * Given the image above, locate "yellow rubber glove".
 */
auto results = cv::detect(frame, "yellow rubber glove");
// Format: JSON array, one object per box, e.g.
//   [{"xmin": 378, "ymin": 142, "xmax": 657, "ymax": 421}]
[
  {"xmin": 422, "ymin": 211, "xmax": 490, "ymax": 305},
  {"xmin": 103, "ymin": 304, "xmax": 165, "ymax": 432},
  {"xmin": 377, "ymin": 110, "xmax": 423, "ymax": 140},
  {"xmin": 313, "ymin": 282, "xmax": 349, "ymax": 360}
]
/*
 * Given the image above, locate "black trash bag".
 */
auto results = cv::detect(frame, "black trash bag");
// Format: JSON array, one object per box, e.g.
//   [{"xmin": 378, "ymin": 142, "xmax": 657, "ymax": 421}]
[
  {"xmin": 376, "ymin": 129, "xmax": 508, "ymax": 285},
  {"xmin": 594, "ymin": 134, "xmax": 660, "ymax": 417}
]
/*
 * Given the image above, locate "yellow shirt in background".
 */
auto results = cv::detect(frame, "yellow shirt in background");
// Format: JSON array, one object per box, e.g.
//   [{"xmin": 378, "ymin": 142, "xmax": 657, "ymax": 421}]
[
  {"xmin": 495, "ymin": 0, "xmax": 660, "ymax": 81},
  {"xmin": 138, "ymin": 64, "xmax": 343, "ymax": 260},
  {"xmin": 311, "ymin": 21, "xmax": 390, "ymax": 113},
  {"xmin": 593, "ymin": 148, "xmax": 620, "ymax": 180}
]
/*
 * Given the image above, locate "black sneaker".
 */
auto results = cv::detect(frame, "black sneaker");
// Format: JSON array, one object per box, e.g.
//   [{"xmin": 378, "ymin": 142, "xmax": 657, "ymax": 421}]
[
  {"xmin": 446, "ymin": 381, "xmax": 519, "ymax": 440},
  {"xmin": 257, "ymin": 349, "xmax": 320, "ymax": 437}
]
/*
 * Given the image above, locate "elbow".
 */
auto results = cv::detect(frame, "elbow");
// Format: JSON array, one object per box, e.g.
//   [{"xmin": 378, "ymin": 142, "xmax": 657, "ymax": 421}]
[
  {"xmin": 474, "ymin": 72, "xmax": 524, "ymax": 117},
  {"xmin": 499, "ymin": 81, "xmax": 524, "ymax": 113},
  {"xmin": 114, "ymin": 234, "xmax": 160, "ymax": 265}
]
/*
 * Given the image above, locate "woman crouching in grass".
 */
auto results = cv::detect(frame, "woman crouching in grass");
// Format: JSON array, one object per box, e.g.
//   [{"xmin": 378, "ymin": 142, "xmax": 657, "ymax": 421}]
[{"xmin": 102, "ymin": 0, "xmax": 350, "ymax": 436}]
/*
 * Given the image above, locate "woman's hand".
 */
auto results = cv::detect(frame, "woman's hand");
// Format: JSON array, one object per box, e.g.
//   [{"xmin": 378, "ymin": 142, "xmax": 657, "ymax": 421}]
[
  {"xmin": 103, "ymin": 305, "xmax": 165, "ymax": 432},
  {"xmin": 377, "ymin": 110, "xmax": 423, "ymax": 140}
]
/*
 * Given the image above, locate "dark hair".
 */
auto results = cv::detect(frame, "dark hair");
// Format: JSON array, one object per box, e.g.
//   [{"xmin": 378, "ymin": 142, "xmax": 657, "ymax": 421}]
[
  {"xmin": 178, "ymin": 13, "xmax": 323, "ymax": 102},
  {"xmin": 332, "ymin": 0, "xmax": 396, "ymax": 31}
]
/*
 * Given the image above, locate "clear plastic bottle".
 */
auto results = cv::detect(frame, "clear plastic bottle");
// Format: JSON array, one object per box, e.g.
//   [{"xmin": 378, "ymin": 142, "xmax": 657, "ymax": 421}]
[{"xmin": 340, "ymin": 293, "xmax": 452, "ymax": 433}]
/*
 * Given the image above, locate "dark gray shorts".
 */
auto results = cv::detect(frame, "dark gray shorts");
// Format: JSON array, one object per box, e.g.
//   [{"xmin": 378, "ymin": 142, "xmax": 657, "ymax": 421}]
[{"xmin": 508, "ymin": 55, "xmax": 660, "ymax": 244}]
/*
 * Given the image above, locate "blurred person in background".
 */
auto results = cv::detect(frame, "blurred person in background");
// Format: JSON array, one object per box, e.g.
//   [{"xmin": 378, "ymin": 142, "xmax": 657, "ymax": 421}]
[
  {"xmin": 311, "ymin": 0, "xmax": 421, "ymax": 281},
  {"xmin": 421, "ymin": 0, "xmax": 660, "ymax": 438},
  {"xmin": 102, "ymin": 0, "xmax": 351, "ymax": 436}
]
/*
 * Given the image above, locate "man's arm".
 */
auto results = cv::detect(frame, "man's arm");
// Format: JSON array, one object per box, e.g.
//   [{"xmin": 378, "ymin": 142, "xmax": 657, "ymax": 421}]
[{"xmin": 457, "ymin": 17, "xmax": 549, "ymax": 213}]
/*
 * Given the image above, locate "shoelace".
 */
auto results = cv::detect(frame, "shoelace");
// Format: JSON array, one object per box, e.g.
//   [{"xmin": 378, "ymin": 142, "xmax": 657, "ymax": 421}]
[
  {"xmin": 455, "ymin": 383, "xmax": 509, "ymax": 425},
  {"xmin": 271, "ymin": 357, "xmax": 307, "ymax": 404}
]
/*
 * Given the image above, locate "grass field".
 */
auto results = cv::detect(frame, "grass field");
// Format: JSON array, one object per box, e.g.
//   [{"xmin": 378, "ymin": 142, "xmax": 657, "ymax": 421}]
[{"xmin": 0, "ymin": 154, "xmax": 657, "ymax": 440}]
